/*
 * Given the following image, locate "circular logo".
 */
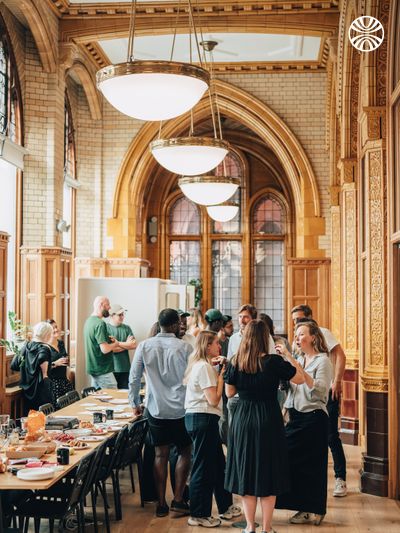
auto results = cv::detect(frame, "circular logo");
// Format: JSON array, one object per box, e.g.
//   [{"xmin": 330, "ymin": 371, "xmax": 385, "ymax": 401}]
[{"xmin": 348, "ymin": 16, "xmax": 384, "ymax": 52}]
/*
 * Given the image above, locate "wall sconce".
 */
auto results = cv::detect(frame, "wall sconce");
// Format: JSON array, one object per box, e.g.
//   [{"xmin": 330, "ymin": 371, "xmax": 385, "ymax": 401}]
[
  {"xmin": 148, "ymin": 216, "xmax": 158, "ymax": 243},
  {"xmin": 56, "ymin": 219, "xmax": 70, "ymax": 233}
]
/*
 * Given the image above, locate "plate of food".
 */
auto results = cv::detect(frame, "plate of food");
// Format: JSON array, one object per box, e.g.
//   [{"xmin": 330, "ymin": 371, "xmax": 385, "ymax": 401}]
[
  {"xmin": 78, "ymin": 435, "xmax": 107, "ymax": 442},
  {"xmin": 108, "ymin": 399, "xmax": 129, "ymax": 404},
  {"xmin": 68, "ymin": 429, "xmax": 92, "ymax": 437},
  {"xmin": 91, "ymin": 427, "xmax": 108, "ymax": 435},
  {"xmin": 52, "ymin": 432, "xmax": 75, "ymax": 444},
  {"xmin": 65, "ymin": 440, "xmax": 91, "ymax": 450}
]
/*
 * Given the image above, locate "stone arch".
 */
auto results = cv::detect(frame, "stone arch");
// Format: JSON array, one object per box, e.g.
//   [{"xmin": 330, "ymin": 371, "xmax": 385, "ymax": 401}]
[
  {"xmin": 67, "ymin": 61, "xmax": 102, "ymax": 121},
  {"xmin": 19, "ymin": 0, "xmax": 57, "ymax": 73},
  {"xmin": 107, "ymin": 80, "xmax": 324, "ymax": 258}
]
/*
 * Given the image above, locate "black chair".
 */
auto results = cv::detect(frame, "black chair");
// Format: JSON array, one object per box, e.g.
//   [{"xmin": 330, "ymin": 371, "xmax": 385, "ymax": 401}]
[
  {"xmin": 92, "ymin": 426, "xmax": 129, "ymax": 530},
  {"xmin": 66, "ymin": 390, "xmax": 80, "ymax": 403},
  {"xmin": 38, "ymin": 403, "xmax": 54, "ymax": 415},
  {"xmin": 81, "ymin": 387, "xmax": 98, "ymax": 398},
  {"xmin": 15, "ymin": 451, "xmax": 95, "ymax": 533},
  {"xmin": 119, "ymin": 418, "xmax": 148, "ymax": 507},
  {"xmin": 56, "ymin": 394, "xmax": 70, "ymax": 410}
]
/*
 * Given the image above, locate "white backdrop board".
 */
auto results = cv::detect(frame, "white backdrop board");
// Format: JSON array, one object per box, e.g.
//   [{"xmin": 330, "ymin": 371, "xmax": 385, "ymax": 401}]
[{"xmin": 75, "ymin": 277, "xmax": 187, "ymax": 392}]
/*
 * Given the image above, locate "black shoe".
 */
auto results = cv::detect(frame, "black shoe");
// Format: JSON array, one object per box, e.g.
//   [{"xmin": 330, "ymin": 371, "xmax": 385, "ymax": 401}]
[
  {"xmin": 171, "ymin": 499, "xmax": 190, "ymax": 515},
  {"xmin": 156, "ymin": 504, "xmax": 170, "ymax": 517}
]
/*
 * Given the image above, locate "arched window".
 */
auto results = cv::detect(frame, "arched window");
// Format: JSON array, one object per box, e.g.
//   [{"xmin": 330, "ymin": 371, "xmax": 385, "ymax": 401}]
[
  {"xmin": 0, "ymin": 23, "xmax": 21, "ymax": 143},
  {"xmin": 168, "ymin": 196, "xmax": 201, "ymax": 285},
  {"xmin": 211, "ymin": 153, "xmax": 243, "ymax": 316},
  {"xmin": 0, "ymin": 15, "xmax": 22, "ymax": 331},
  {"xmin": 62, "ymin": 93, "xmax": 76, "ymax": 250},
  {"xmin": 164, "ymin": 153, "xmax": 290, "ymax": 332},
  {"xmin": 252, "ymin": 194, "xmax": 286, "ymax": 333}
]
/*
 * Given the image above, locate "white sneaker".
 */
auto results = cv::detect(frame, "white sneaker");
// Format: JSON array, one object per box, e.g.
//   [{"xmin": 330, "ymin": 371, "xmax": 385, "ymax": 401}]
[
  {"xmin": 188, "ymin": 516, "xmax": 222, "ymax": 528},
  {"xmin": 333, "ymin": 477, "xmax": 347, "ymax": 497},
  {"xmin": 219, "ymin": 504, "xmax": 242, "ymax": 520},
  {"xmin": 289, "ymin": 511, "xmax": 312, "ymax": 524}
]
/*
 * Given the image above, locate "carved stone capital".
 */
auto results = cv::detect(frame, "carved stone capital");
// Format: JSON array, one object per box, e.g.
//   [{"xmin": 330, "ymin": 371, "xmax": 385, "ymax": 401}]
[
  {"xmin": 339, "ymin": 158, "xmax": 357, "ymax": 184},
  {"xmin": 363, "ymin": 107, "xmax": 386, "ymax": 142},
  {"xmin": 59, "ymin": 42, "xmax": 81, "ymax": 70},
  {"xmin": 0, "ymin": 232, "xmax": 10, "ymax": 242},
  {"xmin": 330, "ymin": 185, "xmax": 341, "ymax": 206},
  {"xmin": 361, "ymin": 375, "xmax": 388, "ymax": 393}
]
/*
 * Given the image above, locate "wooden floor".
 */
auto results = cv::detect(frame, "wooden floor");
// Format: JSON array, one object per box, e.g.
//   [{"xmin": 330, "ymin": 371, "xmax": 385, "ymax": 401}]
[{"xmin": 27, "ymin": 445, "xmax": 400, "ymax": 532}]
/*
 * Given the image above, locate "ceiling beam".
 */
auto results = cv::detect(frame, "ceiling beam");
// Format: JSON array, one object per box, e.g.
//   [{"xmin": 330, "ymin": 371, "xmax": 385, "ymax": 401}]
[{"xmin": 59, "ymin": 7, "xmax": 339, "ymax": 42}]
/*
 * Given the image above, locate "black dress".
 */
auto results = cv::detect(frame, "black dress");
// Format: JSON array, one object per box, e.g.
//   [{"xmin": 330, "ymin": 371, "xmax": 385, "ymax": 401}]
[
  {"xmin": 18, "ymin": 341, "xmax": 54, "ymax": 412},
  {"xmin": 224, "ymin": 355, "xmax": 296, "ymax": 497},
  {"xmin": 50, "ymin": 340, "xmax": 74, "ymax": 401}
]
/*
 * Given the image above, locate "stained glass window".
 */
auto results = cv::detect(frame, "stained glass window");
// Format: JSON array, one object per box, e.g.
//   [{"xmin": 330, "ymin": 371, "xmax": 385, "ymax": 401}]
[
  {"xmin": 212, "ymin": 240, "xmax": 242, "ymax": 317},
  {"xmin": 252, "ymin": 194, "xmax": 286, "ymax": 333},
  {"xmin": 170, "ymin": 241, "xmax": 200, "ymax": 285},
  {"xmin": 169, "ymin": 196, "xmax": 200, "ymax": 235},
  {"xmin": 0, "ymin": 41, "xmax": 7, "ymax": 135},
  {"xmin": 253, "ymin": 195, "xmax": 285, "ymax": 235}
]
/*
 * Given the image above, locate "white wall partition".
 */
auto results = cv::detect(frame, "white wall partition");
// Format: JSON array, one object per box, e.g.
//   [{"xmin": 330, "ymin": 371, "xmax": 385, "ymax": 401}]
[{"xmin": 75, "ymin": 277, "xmax": 187, "ymax": 391}]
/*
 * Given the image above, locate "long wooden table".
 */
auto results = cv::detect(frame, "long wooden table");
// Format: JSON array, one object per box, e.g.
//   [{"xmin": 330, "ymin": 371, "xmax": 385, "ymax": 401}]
[{"xmin": 0, "ymin": 389, "xmax": 135, "ymax": 491}]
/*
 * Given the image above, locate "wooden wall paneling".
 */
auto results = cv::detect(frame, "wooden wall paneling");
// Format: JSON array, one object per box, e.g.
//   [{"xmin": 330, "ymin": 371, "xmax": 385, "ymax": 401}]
[
  {"xmin": 287, "ymin": 258, "xmax": 331, "ymax": 342},
  {"xmin": 0, "ymin": 233, "xmax": 9, "ymax": 411}
]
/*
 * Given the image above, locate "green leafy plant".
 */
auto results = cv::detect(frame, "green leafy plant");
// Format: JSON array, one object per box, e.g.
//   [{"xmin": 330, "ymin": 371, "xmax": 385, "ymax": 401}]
[
  {"xmin": 0, "ymin": 311, "xmax": 30, "ymax": 361},
  {"xmin": 188, "ymin": 278, "xmax": 203, "ymax": 307}
]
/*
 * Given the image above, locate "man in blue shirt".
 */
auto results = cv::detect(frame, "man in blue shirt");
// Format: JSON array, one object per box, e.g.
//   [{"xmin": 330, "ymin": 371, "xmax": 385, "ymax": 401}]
[{"xmin": 129, "ymin": 308, "xmax": 192, "ymax": 518}]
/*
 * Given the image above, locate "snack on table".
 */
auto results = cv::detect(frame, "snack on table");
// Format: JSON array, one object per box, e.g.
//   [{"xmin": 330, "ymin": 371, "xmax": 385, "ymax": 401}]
[
  {"xmin": 79, "ymin": 421, "xmax": 94, "ymax": 430},
  {"xmin": 0, "ymin": 458, "xmax": 7, "ymax": 473},
  {"xmin": 53, "ymin": 432, "xmax": 75, "ymax": 443},
  {"xmin": 24, "ymin": 411, "xmax": 46, "ymax": 443},
  {"xmin": 68, "ymin": 440, "xmax": 89, "ymax": 449}
]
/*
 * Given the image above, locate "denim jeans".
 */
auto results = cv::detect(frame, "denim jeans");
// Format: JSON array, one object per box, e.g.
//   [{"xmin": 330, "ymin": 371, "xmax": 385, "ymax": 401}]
[
  {"xmin": 185, "ymin": 413, "xmax": 232, "ymax": 518},
  {"xmin": 327, "ymin": 390, "xmax": 347, "ymax": 480},
  {"xmin": 90, "ymin": 372, "xmax": 118, "ymax": 390}
]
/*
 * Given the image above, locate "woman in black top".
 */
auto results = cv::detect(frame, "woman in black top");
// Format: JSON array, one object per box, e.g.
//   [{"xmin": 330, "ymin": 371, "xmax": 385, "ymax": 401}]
[
  {"xmin": 46, "ymin": 319, "xmax": 74, "ymax": 402},
  {"xmin": 224, "ymin": 320, "xmax": 304, "ymax": 533},
  {"xmin": 13, "ymin": 322, "xmax": 54, "ymax": 413}
]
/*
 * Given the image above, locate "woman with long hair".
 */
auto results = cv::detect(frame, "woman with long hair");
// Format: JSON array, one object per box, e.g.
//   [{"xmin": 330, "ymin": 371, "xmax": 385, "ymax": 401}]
[
  {"xmin": 275, "ymin": 322, "xmax": 332, "ymax": 526},
  {"xmin": 184, "ymin": 331, "xmax": 241, "ymax": 528},
  {"xmin": 46, "ymin": 319, "xmax": 74, "ymax": 401},
  {"xmin": 224, "ymin": 320, "xmax": 304, "ymax": 533},
  {"xmin": 187, "ymin": 308, "xmax": 206, "ymax": 337}
]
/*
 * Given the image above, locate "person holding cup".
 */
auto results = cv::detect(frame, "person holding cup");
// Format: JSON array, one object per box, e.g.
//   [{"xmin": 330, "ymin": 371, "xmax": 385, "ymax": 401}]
[
  {"xmin": 184, "ymin": 331, "xmax": 241, "ymax": 528},
  {"xmin": 46, "ymin": 319, "xmax": 74, "ymax": 402}
]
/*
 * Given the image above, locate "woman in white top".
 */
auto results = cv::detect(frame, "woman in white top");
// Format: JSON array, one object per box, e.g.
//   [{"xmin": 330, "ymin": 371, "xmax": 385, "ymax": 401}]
[
  {"xmin": 184, "ymin": 331, "xmax": 241, "ymax": 528},
  {"xmin": 275, "ymin": 322, "xmax": 333, "ymax": 526}
]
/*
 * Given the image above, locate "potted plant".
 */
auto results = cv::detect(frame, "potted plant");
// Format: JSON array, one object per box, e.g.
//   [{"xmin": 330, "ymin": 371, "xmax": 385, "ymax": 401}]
[
  {"xmin": 188, "ymin": 278, "xmax": 203, "ymax": 308},
  {"xmin": 0, "ymin": 311, "xmax": 31, "ymax": 386}
]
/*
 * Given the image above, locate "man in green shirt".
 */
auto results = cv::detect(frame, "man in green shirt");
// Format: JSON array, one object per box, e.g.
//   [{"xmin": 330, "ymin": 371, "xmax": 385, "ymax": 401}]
[
  {"xmin": 107, "ymin": 304, "xmax": 137, "ymax": 389},
  {"xmin": 84, "ymin": 296, "xmax": 120, "ymax": 389}
]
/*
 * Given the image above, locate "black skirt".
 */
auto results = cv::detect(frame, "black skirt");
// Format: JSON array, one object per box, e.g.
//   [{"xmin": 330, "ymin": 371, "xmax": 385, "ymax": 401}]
[
  {"xmin": 225, "ymin": 398, "xmax": 291, "ymax": 497},
  {"xmin": 275, "ymin": 408, "xmax": 329, "ymax": 515}
]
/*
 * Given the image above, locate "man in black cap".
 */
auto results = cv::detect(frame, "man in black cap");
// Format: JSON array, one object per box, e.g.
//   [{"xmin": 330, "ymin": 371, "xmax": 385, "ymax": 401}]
[
  {"xmin": 177, "ymin": 309, "xmax": 196, "ymax": 348},
  {"xmin": 218, "ymin": 314, "xmax": 233, "ymax": 358}
]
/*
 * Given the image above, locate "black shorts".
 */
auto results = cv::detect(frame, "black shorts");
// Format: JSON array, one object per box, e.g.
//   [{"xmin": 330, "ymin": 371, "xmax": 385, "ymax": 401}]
[{"xmin": 147, "ymin": 413, "xmax": 192, "ymax": 450}]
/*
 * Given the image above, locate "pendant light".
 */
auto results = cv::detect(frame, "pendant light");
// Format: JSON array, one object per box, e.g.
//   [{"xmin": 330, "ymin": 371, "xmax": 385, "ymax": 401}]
[
  {"xmin": 150, "ymin": 40, "xmax": 230, "ymax": 174},
  {"xmin": 178, "ymin": 176, "xmax": 240, "ymax": 206},
  {"xmin": 96, "ymin": 0, "xmax": 210, "ymax": 121},
  {"xmin": 207, "ymin": 201, "xmax": 239, "ymax": 222}
]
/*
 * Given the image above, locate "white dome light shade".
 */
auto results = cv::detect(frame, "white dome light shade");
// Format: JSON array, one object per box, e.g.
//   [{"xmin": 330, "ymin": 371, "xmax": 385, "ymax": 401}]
[
  {"xmin": 97, "ymin": 61, "xmax": 210, "ymax": 121},
  {"xmin": 179, "ymin": 176, "xmax": 240, "ymax": 206},
  {"xmin": 150, "ymin": 137, "xmax": 230, "ymax": 175},
  {"xmin": 207, "ymin": 202, "xmax": 239, "ymax": 222}
]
